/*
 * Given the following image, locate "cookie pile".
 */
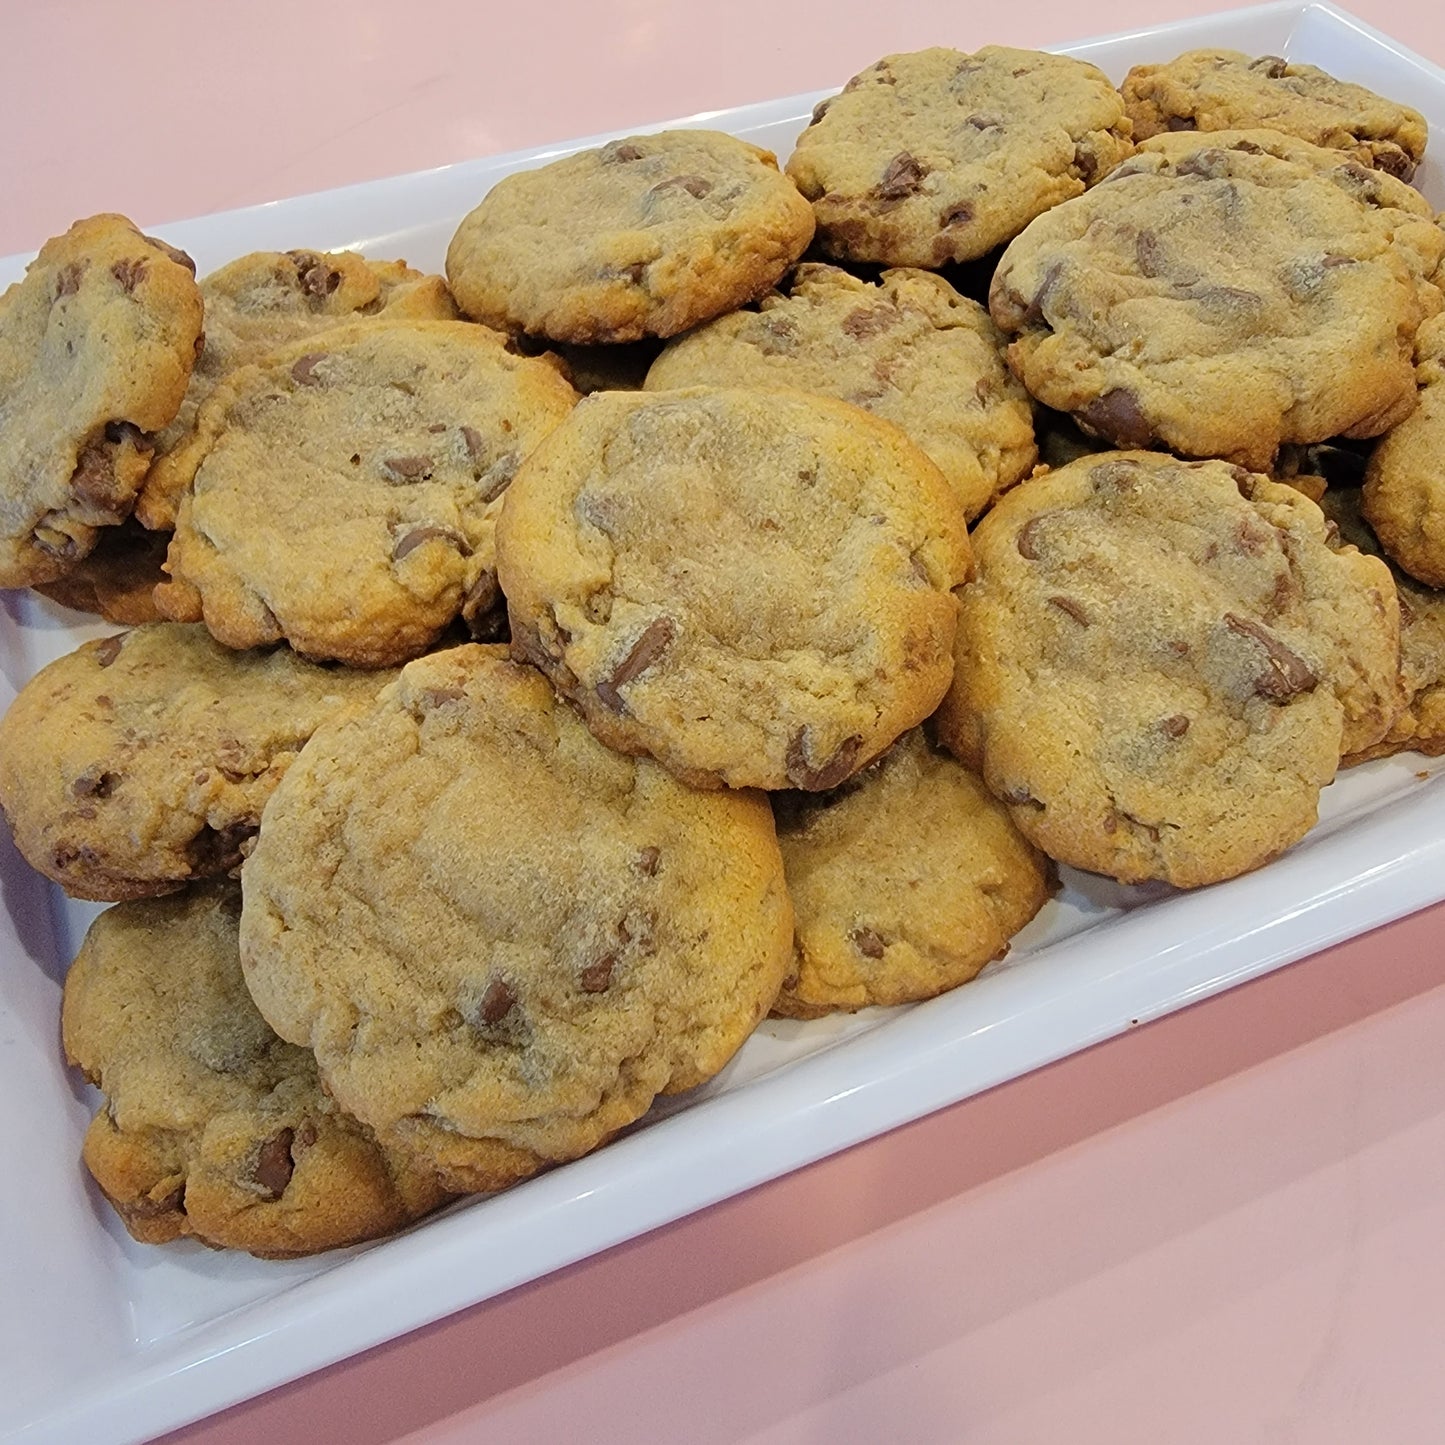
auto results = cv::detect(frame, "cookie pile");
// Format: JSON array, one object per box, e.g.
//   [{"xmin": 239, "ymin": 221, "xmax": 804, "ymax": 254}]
[{"xmin": 1, "ymin": 42, "xmax": 1440, "ymax": 1257}]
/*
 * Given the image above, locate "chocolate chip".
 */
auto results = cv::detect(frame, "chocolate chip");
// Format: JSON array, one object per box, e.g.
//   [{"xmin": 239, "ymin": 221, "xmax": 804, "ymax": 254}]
[
  {"xmin": 810, "ymin": 98, "xmax": 833, "ymax": 125},
  {"xmin": 850, "ymin": 927, "xmax": 887, "ymax": 959},
  {"xmin": 185, "ymin": 821, "xmax": 257, "ymax": 876},
  {"xmin": 875, "ymin": 151, "xmax": 927, "ymax": 202},
  {"xmin": 1048, "ymin": 595, "xmax": 1090, "ymax": 626},
  {"xmin": 1078, "ymin": 390, "xmax": 1154, "ymax": 449},
  {"xmin": 1015, "ymin": 516, "xmax": 1046, "ymax": 559},
  {"xmin": 478, "ymin": 977, "xmax": 515, "ymax": 1024},
  {"xmin": 70, "ymin": 438, "xmax": 121, "ymax": 512},
  {"xmin": 755, "ymin": 315, "xmax": 798, "ymax": 355},
  {"xmin": 785, "ymin": 730, "xmax": 864, "ymax": 791},
  {"xmin": 383, "ymin": 455, "xmax": 433, "ymax": 483},
  {"xmin": 290, "ymin": 352, "xmax": 327, "ymax": 386},
  {"xmin": 392, "ymin": 526, "xmax": 470, "ymax": 561},
  {"xmin": 604, "ymin": 141, "xmax": 645, "ymax": 163},
  {"xmin": 1223, "ymin": 613, "xmax": 1318, "ymax": 701},
  {"xmin": 579, "ymin": 954, "xmax": 615, "ymax": 993},
  {"xmin": 1374, "ymin": 147, "xmax": 1414, "ymax": 181},
  {"xmin": 288, "ymin": 251, "xmax": 343, "ymax": 299},
  {"xmin": 54, "ymin": 262, "xmax": 84, "ymax": 298},
  {"xmin": 596, "ymin": 617, "xmax": 676, "ymax": 713},
  {"xmin": 478, "ymin": 453, "xmax": 519, "ymax": 503},
  {"xmin": 649, "ymin": 174, "xmax": 714, "ymax": 200},
  {"xmin": 1160, "ymin": 714, "xmax": 1191, "ymax": 738},
  {"xmin": 252, "ymin": 1129, "xmax": 296, "ymax": 1200},
  {"xmin": 1135, "ymin": 229, "xmax": 1164, "ymax": 278},
  {"xmin": 1249, "ymin": 55, "xmax": 1290, "ymax": 78},
  {"xmin": 463, "ymin": 573, "xmax": 504, "ymax": 639},
  {"xmin": 110, "ymin": 258, "xmax": 148, "ymax": 293},
  {"xmin": 94, "ymin": 633, "xmax": 127, "ymax": 667},
  {"xmin": 295, "ymin": 1120, "xmax": 319, "ymax": 1151},
  {"xmin": 460, "ymin": 425, "xmax": 485, "ymax": 462},
  {"xmin": 142, "ymin": 234, "xmax": 196, "ymax": 273},
  {"xmin": 940, "ymin": 200, "xmax": 975, "ymax": 228},
  {"xmin": 966, "ymin": 113, "xmax": 1003, "ymax": 130},
  {"xmin": 635, "ymin": 845, "xmax": 661, "ymax": 875},
  {"xmin": 130, "ymin": 1182, "xmax": 185, "ymax": 1219},
  {"xmin": 72, "ymin": 770, "xmax": 119, "ymax": 800},
  {"xmin": 1023, "ymin": 260, "xmax": 1065, "ymax": 328},
  {"xmin": 841, "ymin": 304, "xmax": 898, "ymax": 340},
  {"xmin": 1167, "ymin": 114, "xmax": 1199, "ymax": 132}
]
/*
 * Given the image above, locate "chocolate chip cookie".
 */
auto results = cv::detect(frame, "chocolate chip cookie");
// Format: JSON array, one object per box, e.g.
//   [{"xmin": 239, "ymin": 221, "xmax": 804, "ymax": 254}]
[
  {"xmin": 496, "ymin": 387, "xmax": 973, "ymax": 791},
  {"xmin": 0, "ymin": 623, "xmax": 392, "ymax": 900},
  {"xmin": 0, "ymin": 214, "xmax": 202, "ymax": 587},
  {"xmin": 62, "ymin": 884, "xmax": 450, "ymax": 1257},
  {"xmin": 645, "ymin": 264, "xmax": 1036, "ymax": 521},
  {"xmin": 991, "ymin": 132, "xmax": 1443, "ymax": 469},
  {"xmin": 1320, "ymin": 476, "xmax": 1445, "ymax": 764},
  {"xmin": 1362, "ymin": 315, "xmax": 1445, "ymax": 587},
  {"xmin": 240, "ymin": 646, "xmax": 793, "ymax": 1193},
  {"xmin": 1120, "ymin": 49, "xmax": 1428, "ymax": 180},
  {"xmin": 446, "ymin": 130, "xmax": 815, "ymax": 343},
  {"xmin": 136, "ymin": 249, "xmax": 457, "ymax": 531},
  {"xmin": 934, "ymin": 452, "xmax": 1401, "ymax": 887},
  {"xmin": 772, "ymin": 728, "xmax": 1051, "ymax": 1018},
  {"xmin": 786, "ymin": 47, "xmax": 1133, "ymax": 267},
  {"xmin": 154, "ymin": 320, "xmax": 578, "ymax": 665}
]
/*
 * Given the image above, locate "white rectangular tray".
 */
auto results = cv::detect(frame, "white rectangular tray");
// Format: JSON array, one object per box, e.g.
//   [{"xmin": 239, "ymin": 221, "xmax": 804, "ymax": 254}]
[{"xmin": 3, "ymin": 4, "xmax": 1443, "ymax": 1440}]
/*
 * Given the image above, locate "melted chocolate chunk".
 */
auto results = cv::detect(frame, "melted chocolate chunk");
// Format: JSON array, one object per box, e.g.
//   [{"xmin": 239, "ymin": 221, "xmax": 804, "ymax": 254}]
[
  {"xmin": 252, "ymin": 1129, "xmax": 296, "ymax": 1200},
  {"xmin": 595, "ymin": 618, "xmax": 676, "ymax": 714},
  {"xmin": 785, "ymin": 730, "xmax": 864, "ymax": 791}
]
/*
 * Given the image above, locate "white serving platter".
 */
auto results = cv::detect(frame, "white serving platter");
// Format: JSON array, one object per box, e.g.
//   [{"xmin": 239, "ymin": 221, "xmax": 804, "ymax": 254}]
[{"xmin": 2, "ymin": 3, "xmax": 1443, "ymax": 1440}]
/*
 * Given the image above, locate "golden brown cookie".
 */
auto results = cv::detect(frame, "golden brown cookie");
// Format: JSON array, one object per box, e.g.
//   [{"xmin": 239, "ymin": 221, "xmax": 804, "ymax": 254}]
[
  {"xmin": 645, "ymin": 264, "xmax": 1035, "ymax": 521},
  {"xmin": 786, "ymin": 47, "xmax": 1133, "ymax": 267},
  {"xmin": 0, "ymin": 623, "xmax": 393, "ymax": 901},
  {"xmin": 1321, "ymin": 476, "xmax": 1445, "ymax": 764},
  {"xmin": 446, "ymin": 130, "xmax": 815, "ymax": 343},
  {"xmin": 62, "ymin": 884, "xmax": 450, "ymax": 1257},
  {"xmin": 991, "ymin": 131, "xmax": 1443, "ymax": 469},
  {"xmin": 496, "ymin": 387, "xmax": 973, "ymax": 791},
  {"xmin": 772, "ymin": 728, "xmax": 1051, "ymax": 1018},
  {"xmin": 154, "ymin": 320, "xmax": 578, "ymax": 666},
  {"xmin": 0, "ymin": 214, "xmax": 202, "ymax": 587},
  {"xmin": 1120, "ymin": 49, "xmax": 1427, "ymax": 180},
  {"xmin": 1362, "ymin": 315, "xmax": 1445, "ymax": 588},
  {"xmin": 136, "ymin": 248, "xmax": 457, "ymax": 531},
  {"xmin": 935, "ymin": 453, "xmax": 1401, "ymax": 887},
  {"xmin": 240, "ymin": 645, "xmax": 793, "ymax": 1194}
]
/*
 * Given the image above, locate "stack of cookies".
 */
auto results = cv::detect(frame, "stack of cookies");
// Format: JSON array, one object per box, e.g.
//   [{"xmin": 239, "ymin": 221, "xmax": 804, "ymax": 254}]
[{"xmin": 0, "ymin": 39, "xmax": 1440, "ymax": 1258}]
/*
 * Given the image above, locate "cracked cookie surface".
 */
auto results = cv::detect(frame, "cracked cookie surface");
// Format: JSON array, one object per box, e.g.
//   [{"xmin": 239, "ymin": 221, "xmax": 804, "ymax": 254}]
[
  {"xmin": 496, "ymin": 386, "xmax": 972, "ymax": 791},
  {"xmin": 1120, "ymin": 48, "xmax": 1427, "ymax": 180},
  {"xmin": 0, "ymin": 214, "xmax": 202, "ymax": 587},
  {"xmin": 445, "ymin": 130, "xmax": 814, "ymax": 343},
  {"xmin": 645, "ymin": 264, "xmax": 1035, "ymax": 521},
  {"xmin": 991, "ymin": 131, "xmax": 1443, "ymax": 470},
  {"xmin": 239, "ymin": 645, "xmax": 793, "ymax": 1193},
  {"xmin": 0, "ymin": 622, "xmax": 392, "ymax": 900},
  {"xmin": 772, "ymin": 728, "xmax": 1051, "ymax": 1018},
  {"xmin": 136, "ymin": 249, "xmax": 457, "ymax": 531},
  {"xmin": 154, "ymin": 320, "xmax": 578, "ymax": 665},
  {"xmin": 62, "ymin": 884, "xmax": 449, "ymax": 1257},
  {"xmin": 786, "ymin": 46, "xmax": 1133, "ymax": 267},
  {"xmin": 934, "ymin": 452, "xmax": 1400, "ymax": 887}
]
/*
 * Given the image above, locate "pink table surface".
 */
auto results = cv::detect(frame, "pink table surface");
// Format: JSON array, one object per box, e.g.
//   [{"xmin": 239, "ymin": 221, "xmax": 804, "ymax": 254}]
[{"xmin": 6, "ymin": 1, "xmax": 1445, "ymax": 1441}]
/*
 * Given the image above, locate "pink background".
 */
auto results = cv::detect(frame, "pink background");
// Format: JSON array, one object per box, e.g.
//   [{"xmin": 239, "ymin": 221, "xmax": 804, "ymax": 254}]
[{"xmin": 6, "ymin": 1, "xmax": 1445, "ymax": 1440}]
